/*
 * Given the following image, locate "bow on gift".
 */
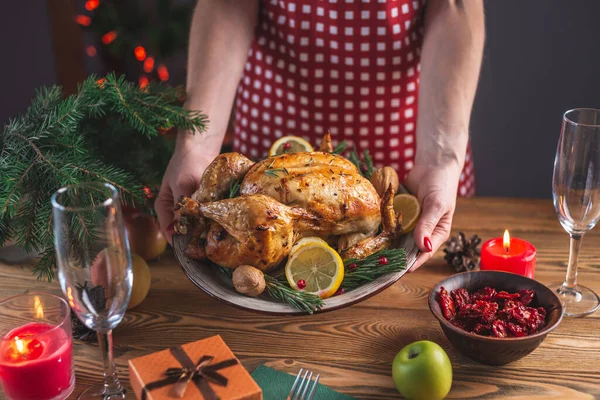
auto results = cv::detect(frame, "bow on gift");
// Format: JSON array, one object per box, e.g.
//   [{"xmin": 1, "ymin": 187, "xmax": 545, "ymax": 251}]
[{"xmin": 141, "ymin": 347, "xmax": 238, "ymax": 400}]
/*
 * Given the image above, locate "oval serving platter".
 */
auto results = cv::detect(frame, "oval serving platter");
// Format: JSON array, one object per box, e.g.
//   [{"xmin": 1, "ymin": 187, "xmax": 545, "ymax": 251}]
[{"xmin": 173, "ymin": 232, "xmax": 419, "ymax": 315}]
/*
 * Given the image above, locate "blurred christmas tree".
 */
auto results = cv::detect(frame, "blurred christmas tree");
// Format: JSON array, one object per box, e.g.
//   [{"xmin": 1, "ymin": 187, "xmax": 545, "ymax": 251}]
[{"xmin": 76, "ymin": 0, "xmax": 194, "ymax": 87}]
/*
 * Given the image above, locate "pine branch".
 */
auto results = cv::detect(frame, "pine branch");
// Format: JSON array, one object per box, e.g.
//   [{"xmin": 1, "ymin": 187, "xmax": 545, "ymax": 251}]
[
  {"xmin": 228, "ymin": 179, "xmax": 241, "ymax": 199},
  {"xmin": 333, "ymin": 140, "xmax": 348, "ymax": 154},
  {"xmin": 0, "ymin": 73, "xmax": 208, "ymax": 280}
]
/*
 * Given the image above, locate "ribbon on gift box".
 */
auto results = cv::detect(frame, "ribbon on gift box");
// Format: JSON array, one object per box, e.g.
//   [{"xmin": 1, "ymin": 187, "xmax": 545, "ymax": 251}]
[{"xmin": 141, "ymin": 346, "xmax": 238, "ymax": 400}]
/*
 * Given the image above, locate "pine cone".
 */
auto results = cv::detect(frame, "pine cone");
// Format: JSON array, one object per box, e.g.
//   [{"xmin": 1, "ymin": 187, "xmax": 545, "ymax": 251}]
[{"xmin": 443, "ymin": 232, "xmax": 482, "ymax": 272}]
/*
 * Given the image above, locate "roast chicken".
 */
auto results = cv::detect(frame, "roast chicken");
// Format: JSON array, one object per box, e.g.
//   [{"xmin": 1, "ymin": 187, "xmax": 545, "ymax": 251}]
[{"xmin": 176, "ymin": 134, "xmax": 403, "ymax": 271}]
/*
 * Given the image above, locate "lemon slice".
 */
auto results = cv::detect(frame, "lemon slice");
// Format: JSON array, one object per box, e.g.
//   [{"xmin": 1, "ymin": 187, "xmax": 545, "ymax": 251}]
[
  {"xmin": 269, "ymin": 136, "xmax": 314, "ymax": 156},
  {"xmin": 393, "ymin": 194, "xmax": 421, "ymax": 233},
  {"xmin": 285, "ymin": 243, "xmax": 344, "ymax": 299},
  {"xmin": 290, "ymin": 237, "xmax": 330, "ymax": 256}
]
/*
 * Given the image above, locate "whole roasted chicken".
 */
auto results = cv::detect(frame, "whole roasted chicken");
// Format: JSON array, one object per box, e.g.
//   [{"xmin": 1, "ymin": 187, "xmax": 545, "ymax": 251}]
[{"xmin": 176, "ymin": 134, "xmax": 403, "ymax": 271}]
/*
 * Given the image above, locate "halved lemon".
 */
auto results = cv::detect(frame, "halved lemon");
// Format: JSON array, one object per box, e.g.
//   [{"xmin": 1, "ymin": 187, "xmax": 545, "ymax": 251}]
[
  {"xmin": 393, "ymin": 193, "xmax": 421, "ymax": 233},
  {"xmin": 269, "ymin": 136, "xmax": 314, "ymax": 156},
  {"xmin": 285, "ymin": 242, "xmax": 344, "ymax": 299},
  {"xmin": 290, "ymin": 237, "xmax": 330, "ymax": 256}
]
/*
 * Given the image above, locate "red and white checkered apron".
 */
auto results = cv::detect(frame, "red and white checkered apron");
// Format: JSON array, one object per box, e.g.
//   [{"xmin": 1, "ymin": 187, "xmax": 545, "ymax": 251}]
[{"xmin": 234, "ymin": 0, "xmax": 475, "ymax": 197}]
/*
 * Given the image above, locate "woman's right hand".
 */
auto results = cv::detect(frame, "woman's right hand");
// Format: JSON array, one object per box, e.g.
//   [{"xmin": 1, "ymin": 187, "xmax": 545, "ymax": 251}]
[{"xmin": 156, "ymin": 138, "xmax": 216, "ymax": 244}]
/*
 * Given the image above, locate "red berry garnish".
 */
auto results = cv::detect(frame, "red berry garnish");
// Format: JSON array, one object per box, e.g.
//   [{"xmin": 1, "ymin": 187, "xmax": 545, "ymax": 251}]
[
  {"xmin": 297, "ymin": 279, "xmax": 306, "ymax": 289},
  {"xmin": 335, "ymin": 288, "xmax": 345, "ymax": 296},
  {"xmin": 283, "ymin": 142, "xmax": 292, "ymax": 150},
  {"xmin": 361, "ymin": 163, "xmax": 368, "ymax": 171},
  {"xmin": 378, "ymin": 256, "xmax": 388, "ymax": 265},
  {"xmin": 348, "ymin": 263, "xmax": 358, "ymax": 271}
]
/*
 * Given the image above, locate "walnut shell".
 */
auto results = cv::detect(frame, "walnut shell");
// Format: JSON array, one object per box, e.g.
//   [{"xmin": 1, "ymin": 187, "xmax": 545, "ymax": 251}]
[
  {"xmin": 232, "ymin": 265, "xmax": 266, "ymax": 297},
  {"xmin": 370, "ymin": 166, "xmax": 399, "ymax": 198}
]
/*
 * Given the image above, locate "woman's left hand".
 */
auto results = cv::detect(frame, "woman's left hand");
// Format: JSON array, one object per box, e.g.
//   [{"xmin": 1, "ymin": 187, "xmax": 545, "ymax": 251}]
[{"xmin": 404, "ymin": 163, "xmax": 462, "ymax": 271}]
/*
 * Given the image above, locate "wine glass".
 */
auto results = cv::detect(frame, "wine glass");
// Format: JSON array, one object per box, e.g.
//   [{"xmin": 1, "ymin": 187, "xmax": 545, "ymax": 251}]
[
  {"xmin": 52, "ymin": 182, "xmax": 133, "ymax": 399},
  {"xmin": 551, "ymin": 108, "xmax": 600, "ymax": 317}
]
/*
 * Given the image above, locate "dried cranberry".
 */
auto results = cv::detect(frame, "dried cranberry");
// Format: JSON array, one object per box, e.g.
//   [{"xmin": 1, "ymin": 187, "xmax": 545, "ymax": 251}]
[
  {"xmin": 537, "ymin": 307, "xmax": 547, "ymax": 317},
  {"xmin": 494, "ymin": 290, "xmax": 520, "ymax": 303},
  {"xmin": 438, "ymin": 286, "xmax": 456, "ymax": 321},
  {"xmin": 472, "ymin": 286, "xmax": 497, "ymax": 302},
  {"xmin": 492, "ymin": 320, "xmax": 508, "ymax": 338},
  {"xmin": 518, "ymin": 289, "xmax": 535, "ymax": 306},
  {"xmin": 451, "ymin": 288, "xmax": 471, "ymax": 311},
  {"xmin": 458, "ymin": 300, "xmax": 498, "ymax": 323},
  {"xmin": 507, "ymin": 322, "xmax": 528, "ymax": 337},
  {"xmin": 473, "ymin": 323, "xmax": 492, "ymax": 336}
]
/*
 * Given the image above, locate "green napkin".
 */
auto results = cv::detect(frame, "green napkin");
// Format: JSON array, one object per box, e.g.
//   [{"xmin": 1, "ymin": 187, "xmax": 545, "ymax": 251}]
[{"xmin": 251, "ymin": 365, "xmax": 356, "ymax": 400}]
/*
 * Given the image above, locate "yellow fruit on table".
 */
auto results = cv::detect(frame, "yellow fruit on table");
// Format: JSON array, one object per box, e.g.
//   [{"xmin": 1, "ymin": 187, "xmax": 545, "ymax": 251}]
[
  {"xmin": 125, "ymin": 213, "xmax": 167, "ymax": 261},
  {"xmin": 285, "ymin": 242, "xmax": 344, "ymax": 299},
  {"xmin": 128, "ymin": 254, "xmax": 152, "ymax": 310},
  {"xmin": 393, "ymin": 194, "xmax": 421, "ymax": 233},
  {"xmin": 289, "ymin": 237, "xmax": 330, "ymax": 256},
  {"xmin": 269, "ymin": 136, "xmax": 314, "ymax": 156}
]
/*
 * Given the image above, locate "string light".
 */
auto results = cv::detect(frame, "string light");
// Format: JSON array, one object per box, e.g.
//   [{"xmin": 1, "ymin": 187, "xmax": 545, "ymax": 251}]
[
  {"xmin": 101, "ymin": 31, "xmax": 117, "ymax": 45},
  {"xmin": 134, "ymin": 46, "xmax": 146, "ymax": 61},
  {"xmin": 143, "ymin": 57, "xmax": 155, "ymax": 73},
  {"xmin": 139, "ymin": 75, "xmax": 149, "ymax": 89},
  {"xmin": 75, "ymin": 15, "xmax": 91, "ymax": 26},
  {"xmin": 86, "ymin": 45, "xmax": 97, "ymax": 57},
  {"xmin": 157, "ymin": 64, "xmax": 169, "ymax": 81},
  {"xmin": 85, "ymin": 0, "xmax": 100, "ymax": 11}
]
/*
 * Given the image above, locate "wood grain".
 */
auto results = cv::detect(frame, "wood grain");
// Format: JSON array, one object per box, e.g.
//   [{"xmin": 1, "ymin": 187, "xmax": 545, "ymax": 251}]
[{"xmin": 1, "ymin": 197, "xmax": 599, "ymax": 399}]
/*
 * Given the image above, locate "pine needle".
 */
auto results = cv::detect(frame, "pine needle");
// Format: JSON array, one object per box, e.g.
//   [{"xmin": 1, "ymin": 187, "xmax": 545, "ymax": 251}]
[
  {"xmin": 342, "ymin": 248, "xmax": 407, "ymax": 290},
  {"xmin": 0, "ymin": 73, "xmax": 208, "ymax": 280}
]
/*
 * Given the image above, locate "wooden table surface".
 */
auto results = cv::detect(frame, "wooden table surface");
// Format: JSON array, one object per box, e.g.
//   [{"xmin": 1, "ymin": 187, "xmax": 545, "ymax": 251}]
[{"xmin": 1, "ymin": 197, "xmax": 599, "ymax": 399}]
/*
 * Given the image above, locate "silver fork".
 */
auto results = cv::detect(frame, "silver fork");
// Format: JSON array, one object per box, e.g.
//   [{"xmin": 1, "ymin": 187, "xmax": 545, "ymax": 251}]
[{"xmin": 286, "ymin": 368, "xmax": 320, "ymax": 400}]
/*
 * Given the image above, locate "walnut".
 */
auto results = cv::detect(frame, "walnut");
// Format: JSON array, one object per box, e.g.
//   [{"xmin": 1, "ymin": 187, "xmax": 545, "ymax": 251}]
[
  {"xmin": 369, "ymin": 166, "xmax": 399, "ymax": 198},
  {"xmin": 232, "ymin": 265, "xmax": 266, "ymax": 297}
]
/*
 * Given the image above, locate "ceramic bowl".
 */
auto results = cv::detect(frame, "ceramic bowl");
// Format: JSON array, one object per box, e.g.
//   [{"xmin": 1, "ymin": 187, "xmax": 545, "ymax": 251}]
[{"xmin": 429, "ymin": 270, "xmax": 563, "ymax": 365}]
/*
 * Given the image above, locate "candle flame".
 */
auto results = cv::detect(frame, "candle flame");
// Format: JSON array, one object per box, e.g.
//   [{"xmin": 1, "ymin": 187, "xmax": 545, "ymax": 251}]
[
  {"xmin": 67, "ymin": 287, "xmax": 76, "ymax": 309},
  {"xmin": 503, "ymin": 229, "xmax": 511, "ymax": 252},
  {"xmin": 14, "ymin": 337, "xmax": 24, "ymax": 354},
  {"xmin": 34, "ymin": 295, "xmax": 44, "ymax": 319}
]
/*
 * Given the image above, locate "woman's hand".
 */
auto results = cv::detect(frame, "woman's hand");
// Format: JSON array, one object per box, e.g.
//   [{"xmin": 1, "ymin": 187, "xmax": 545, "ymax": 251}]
[
  {"xmin": 404, "ymin": 162, "xmax": 462, "ymax": 271},
  {"xmin": 156, "ymin": 138, "xmax": 216, "ymax": 244}
]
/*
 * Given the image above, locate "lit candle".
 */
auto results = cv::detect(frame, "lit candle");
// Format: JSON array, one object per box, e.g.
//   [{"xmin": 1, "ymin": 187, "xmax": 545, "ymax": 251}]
[
  {"xmin": 480, "ymin": 230, "xmax": 537, "ymax": 278},
  {"xmin": 0, "ymin": 318, "xmax": 73, "ymax": 400}
]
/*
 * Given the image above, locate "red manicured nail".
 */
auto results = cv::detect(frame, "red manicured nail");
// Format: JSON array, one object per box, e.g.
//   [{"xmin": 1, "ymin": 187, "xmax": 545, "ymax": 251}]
[
  {"xmin": 424, "ymin": 237, "xmax": 433, "ymax": 252},
  {"xmin": 166, "ymin": 221, "xmax": 175, "ymax": 232}
]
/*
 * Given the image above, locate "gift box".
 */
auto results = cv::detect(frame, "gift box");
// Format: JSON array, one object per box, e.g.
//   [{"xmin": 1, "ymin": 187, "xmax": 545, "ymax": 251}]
[{"xmin": 128, "ymin": 335, "xmax": 262, "ymax": 400}]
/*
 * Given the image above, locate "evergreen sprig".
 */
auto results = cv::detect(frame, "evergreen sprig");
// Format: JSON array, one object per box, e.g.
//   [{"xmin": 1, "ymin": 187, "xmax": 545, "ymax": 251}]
[
  {"xmin": 342, "ymin": 248, "xmax": 407, "ymax": 290},
  {"xmin": 264, "ymin": 275, "xmax": 325, "ymax": 314},
  {"xmin": 0, "ymin": 73, "xmax": 207, "ymax": 280}
]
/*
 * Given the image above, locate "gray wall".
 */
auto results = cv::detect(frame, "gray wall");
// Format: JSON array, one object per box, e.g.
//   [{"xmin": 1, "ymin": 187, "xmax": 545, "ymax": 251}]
[
  {"xmin": 471, "ymin": 0, "xmax": 600, "ymax": 198},
  {"xmin": 2, "ymin": 1, "xmax": 600, "ymax": 199}
]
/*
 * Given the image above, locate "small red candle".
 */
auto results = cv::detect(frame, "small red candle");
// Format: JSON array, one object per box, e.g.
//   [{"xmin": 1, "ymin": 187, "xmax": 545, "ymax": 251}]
[
  {"xmin": 480, "ymin": 230, "xmax": 536, "ymax": 278},
  {"xmin": 0, "ymin": 293, "xmax": 74, "ymax": 400}
]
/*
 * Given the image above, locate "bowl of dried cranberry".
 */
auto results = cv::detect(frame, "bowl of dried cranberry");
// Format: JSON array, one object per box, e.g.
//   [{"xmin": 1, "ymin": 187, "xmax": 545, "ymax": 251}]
[{"xmin": 428, "ymin": 270, "xmax": 563, "ymax": 365}]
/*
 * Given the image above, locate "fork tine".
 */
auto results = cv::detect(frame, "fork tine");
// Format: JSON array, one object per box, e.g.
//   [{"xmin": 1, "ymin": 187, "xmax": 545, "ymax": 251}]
[
  {"xmin": 298, "ymin": 371, "xmax": 314, "ymax": 400},
  {"xmin": 291, "ymin": 370, "xmax": 310, "ymax": 400},
  {"xmin": 286, "ymin": 369, "xmax": 304, "ymax": 400},
  {"xmin": 306, "ymin": 374, "xmax": 320, "ymax": 400}
]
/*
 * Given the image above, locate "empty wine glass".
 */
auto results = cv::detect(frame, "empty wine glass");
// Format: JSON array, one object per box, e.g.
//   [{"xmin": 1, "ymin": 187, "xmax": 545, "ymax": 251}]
[
  {"xmin": 52, "ymin": 183, "xmax": 133, "ymax": 399},
  {"xmin": 552, "ymin": 108, "xmax": 600, "ymax": 317}
]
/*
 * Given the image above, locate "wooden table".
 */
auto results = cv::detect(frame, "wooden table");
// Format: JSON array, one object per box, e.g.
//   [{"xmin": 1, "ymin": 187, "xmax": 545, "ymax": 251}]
[{"xmin": 1, "ymin": 198, "xmax": 599, "ymax": 399}]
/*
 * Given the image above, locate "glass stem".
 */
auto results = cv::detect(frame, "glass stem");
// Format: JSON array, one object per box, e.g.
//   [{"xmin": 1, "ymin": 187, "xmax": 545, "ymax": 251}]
[
  {"xmin": 564, "ymin": 234, "xmax": 583, "ymax": 289},
  {"xmin": 97, "ymin": 330, "xmax": 123, "ymax": 395}
]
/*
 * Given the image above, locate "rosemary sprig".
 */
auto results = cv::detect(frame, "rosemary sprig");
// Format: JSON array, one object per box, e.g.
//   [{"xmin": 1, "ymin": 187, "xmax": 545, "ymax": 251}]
[
  {"xmin": 342, "ymin": 248, "xmax": 406, "ymax": 290},
  {"xmin": 265, "ymin": 168, "xmax": 285, "ymax": 178},
  {"xmin": 265, "ymin": 275, "xmax": 325, "ymax": 314},
  {"xmin": 333, "ymin": 140, "xmax": 348, "ymax": 154},
  {"xmin": 219, "ymin": 266, "xmax": 233, "ymax": 279},
  {"xmin": 228, "ymin": 178, "xmax": 241, "ymax": 198},
  {"xmin": 362, "ymin": 149, "xmax": 374, "ymax": 179}
]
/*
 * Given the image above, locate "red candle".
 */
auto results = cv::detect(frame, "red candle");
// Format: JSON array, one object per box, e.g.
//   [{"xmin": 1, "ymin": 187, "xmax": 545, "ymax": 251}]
[
  {"xmin": 480, "ymin": 230, "xmax": 536, "ymax": 278},
  {"xmin": 0, "ymin": 322, "xmax": 73, "ymax": 400}
]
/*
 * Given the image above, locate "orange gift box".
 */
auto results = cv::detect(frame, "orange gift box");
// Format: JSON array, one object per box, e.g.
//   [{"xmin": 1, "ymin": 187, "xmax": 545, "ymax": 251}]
[{"xmin": 128, "ymin": 335, "xmax": 262, "ymax": 400}]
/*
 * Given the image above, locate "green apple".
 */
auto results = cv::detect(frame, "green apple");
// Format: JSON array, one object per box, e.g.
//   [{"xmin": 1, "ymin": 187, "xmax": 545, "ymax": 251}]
[{"xmin": 392, "ymin": 340, "xmax": 452, "ymax": 400}]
